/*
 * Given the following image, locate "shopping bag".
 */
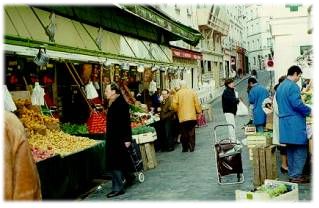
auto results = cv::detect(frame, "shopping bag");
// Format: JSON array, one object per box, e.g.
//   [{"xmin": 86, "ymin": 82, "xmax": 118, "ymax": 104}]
[
  {"xmin": 237, "ymin": 100, "xmax": 249, "ymax": 116},
  {"xmin": 196, "ymin": 112, "xmax": 207, "ymax": 127},
  {"xmin": 87, "ymin": 110, "xmax": 106, "ymax": 134}
]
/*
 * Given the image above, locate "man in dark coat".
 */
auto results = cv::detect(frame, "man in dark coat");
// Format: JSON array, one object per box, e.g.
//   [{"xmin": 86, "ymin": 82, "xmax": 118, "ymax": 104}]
[
  {"xmin": 222, "ymin": 78, "xmax": 239, "ymax": 139},
  {"xmin": 159, "ymin": 89, "xmax": 175, "ymax": 151},
  {"xmin": 105, "ymin": 82, "xmax": 133, "ymax": 198}
]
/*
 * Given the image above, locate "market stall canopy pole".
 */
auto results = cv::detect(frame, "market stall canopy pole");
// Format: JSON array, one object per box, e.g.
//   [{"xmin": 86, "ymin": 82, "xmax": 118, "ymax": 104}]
[{"xmin": 65, "ymin": 62, "xmax": 93, "ymax": 112}]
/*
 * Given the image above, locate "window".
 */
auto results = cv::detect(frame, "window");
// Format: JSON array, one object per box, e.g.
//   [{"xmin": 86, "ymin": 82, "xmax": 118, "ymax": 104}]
[
  {"xmin": 208, "ymin": 61, "xmax": 212, "ymax": 72},
  {"xmin": 175, "ymin": 4, "xmax": 181, "ymax": 14},
  {"xmin": 254, "ymin": 57, "xmax": 256, "ymax": 65},
  {"xmin": 187, "ymin": 8, "xmax": 192, "ymax": 16},
  {"xmin": 201, "ymin": 60, "xmax": 204, "ymax": 74}
]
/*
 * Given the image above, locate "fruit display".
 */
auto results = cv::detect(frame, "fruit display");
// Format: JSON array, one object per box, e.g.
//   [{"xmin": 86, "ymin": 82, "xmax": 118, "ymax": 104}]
[
  {"xmin": 15, "ymin": 99, "xmax": 59, "ymax": 133},
  {"xmin": 30, "ymin": 145, "xmax": 55, "ymax": 162},
  {"xmin": 28, "ymin": 130, "xmax": 98, "ymax": 157},
  {"xmin": 60, "ymin": 123, "xmax": 88, "ymax": 135}
]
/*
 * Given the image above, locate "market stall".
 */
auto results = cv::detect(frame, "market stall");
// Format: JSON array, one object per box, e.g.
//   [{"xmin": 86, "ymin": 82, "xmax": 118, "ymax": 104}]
[{"xmin": 8, "ymin": 95, "xmax": 107, "ymax": 199}]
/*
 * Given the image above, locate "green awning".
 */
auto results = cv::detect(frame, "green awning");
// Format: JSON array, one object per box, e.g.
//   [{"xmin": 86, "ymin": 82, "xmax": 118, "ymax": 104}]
[
  {"xmin": 118, "ymin": 5, "xmax": 203, "ymax": 46},
  {"xmin": 33, "ymin": 5, "xmax": 202, "ymax": 46}
]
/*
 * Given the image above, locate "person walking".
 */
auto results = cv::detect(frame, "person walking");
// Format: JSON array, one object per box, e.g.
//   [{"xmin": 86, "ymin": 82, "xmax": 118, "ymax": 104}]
[
  {"xmin": 248, "ymin": 77, "xmax": 269, "ymax": 132},
  {"xmin": 222, "ymin": 78, "xmax": 239, "ymax": 140},
  {"xmin": 276, "ymin": 65, "xmax": 311, "ymax": 183},
  {"xmin": 272, "ymin": 75, "xmax": 288, "ymax": 174},
  {"xmin": 105, "ymin": 82, "xmax": 134, "ymax": 198},
  {"xmin": 159, "ymin": 89, "xmax": 176, "ymax": 151},
  {"xmin": 4, "ymin": 111, "xmax": 42, "ymax": 200},
  {"xmin": 172, "ymin": 80, "xmax": 202, "ymax": 152}
]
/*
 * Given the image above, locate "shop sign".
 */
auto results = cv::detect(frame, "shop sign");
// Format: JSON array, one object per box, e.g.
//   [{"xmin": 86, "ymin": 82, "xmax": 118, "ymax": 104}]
[{"xmin": 171, "ymin": 48, "xmax": 202, "ymax": 60}]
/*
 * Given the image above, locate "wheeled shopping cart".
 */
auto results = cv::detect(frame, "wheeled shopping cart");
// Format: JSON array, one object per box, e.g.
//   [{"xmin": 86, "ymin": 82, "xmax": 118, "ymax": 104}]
[
  {"xmin": 128, "ymin": 140, "xmax": 145, "ymax": 183},
  {"xmin": 213, "ymin": 124, "xmax": 244, "ymax": 185}
]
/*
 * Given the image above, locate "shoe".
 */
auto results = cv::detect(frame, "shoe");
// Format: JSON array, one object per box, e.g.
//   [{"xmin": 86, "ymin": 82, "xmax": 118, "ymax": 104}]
[
  {"xmin": 289, "ymin": 177, "xmax": 310, "ymax": 184},
  {"xmin": 107, "ymin": 190, "xmax": 125, "ymax": 198},
  {"xmin": 280, "ymin": 167, "xmax": 288, "ymax": 174}
]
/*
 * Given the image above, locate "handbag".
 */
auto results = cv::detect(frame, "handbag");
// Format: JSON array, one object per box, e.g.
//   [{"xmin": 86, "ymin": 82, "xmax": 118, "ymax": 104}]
[
  {"xmin": 87, "ymin": 110, "xmax": 106, "ymax": 134},
  {"xmin": 237, "ymin": 100, "xmax": 249, "ymax": 116}
]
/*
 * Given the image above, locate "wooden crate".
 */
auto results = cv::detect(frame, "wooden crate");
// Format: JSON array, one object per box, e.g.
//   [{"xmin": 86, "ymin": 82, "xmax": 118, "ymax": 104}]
[
  {"xmin": 235, "ymin": 180, "xmax": 299, "ymax": 201},
  {"xmin": 10, "ymin": 91, "xmax": 31, "ymax": 101},
  {"xmin": 246, "ymin": 135, "xmax": 272, "ymax": 147},
  {"xmin": 252, "ymin": 145, "xmax": 277, "ymax": 186},
  {"xmin": 139, "ymin": 142, "xmax": 157, "ymax": 171}
]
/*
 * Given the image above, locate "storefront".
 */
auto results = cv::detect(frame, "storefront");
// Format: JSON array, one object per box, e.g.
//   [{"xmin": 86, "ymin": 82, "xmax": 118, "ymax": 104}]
[
  {"xmin": 4, "ymin": 5, "xmax": 203, "ymax": 199},
  {"xmin": 236, "ymin": 46, "xmax": 246, "ymax": 76},
  {"xmin": 171, "ymin": 47, "xmax": 202, "ymax": 89}
]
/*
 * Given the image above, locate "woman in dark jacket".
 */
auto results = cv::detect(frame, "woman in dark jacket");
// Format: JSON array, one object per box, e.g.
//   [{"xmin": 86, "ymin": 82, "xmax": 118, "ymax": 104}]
[
  {"xmin": 105, "ymin": 82, "xmax": 133, "ymax": 198},
  {"xmin": 222, "ymin": 78, "xmax": 239, "ymax": 140}
]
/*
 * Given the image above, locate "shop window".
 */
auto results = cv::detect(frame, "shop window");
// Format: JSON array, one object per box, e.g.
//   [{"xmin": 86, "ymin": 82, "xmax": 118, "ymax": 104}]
[{"xmin": 201, "ymin": 60, "xmax": 205, "ymax": 74}]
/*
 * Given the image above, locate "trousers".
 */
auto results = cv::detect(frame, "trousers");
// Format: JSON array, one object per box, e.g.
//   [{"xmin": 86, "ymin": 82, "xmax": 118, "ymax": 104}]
[
  {"xmin": 180, "ymin": 120, "xmax": 197, "ymax": 151},
  {"xmin": 286, "ymin": 144, "xmax": 308, "ymax": 179},
  {"xmin": 224, "ymin": 113, "xmax": 236, "ymax": 140}
]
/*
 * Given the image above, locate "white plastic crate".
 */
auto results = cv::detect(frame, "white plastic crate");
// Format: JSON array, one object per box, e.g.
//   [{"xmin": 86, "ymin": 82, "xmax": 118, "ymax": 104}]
[{"xmin": 235, "ymin": 179, "xmax": 299, "ymax": 201}]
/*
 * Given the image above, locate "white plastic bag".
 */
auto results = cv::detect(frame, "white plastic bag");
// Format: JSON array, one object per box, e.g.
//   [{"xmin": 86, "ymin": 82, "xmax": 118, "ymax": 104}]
[
  {"xmin": 4, "ymin": 85, "xmax": 17, "ymax": 112},
  {"xmin": 31, "ymin": 82, "xmax": 45, "ymax": 106},
  {"xmin": 148, "ymin": 80, "xmax": 157, "ymax": 94},
  {"xmin": 85, "ymin": 81, "xmax": 99, "ymax": 99},
  {"xmin": 237, "ymin": 100, "xmax": 249, "ymax": 116}
]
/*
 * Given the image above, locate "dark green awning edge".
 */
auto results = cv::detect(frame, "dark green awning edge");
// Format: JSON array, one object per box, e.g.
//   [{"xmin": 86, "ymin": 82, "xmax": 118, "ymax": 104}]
[
  {"xmin": 5, "ymin": 35, "xmax": 173, "ymax": 66},
  {"xmin": 118, "ymin": 5, "xmax": 203, "ymax": 46}
]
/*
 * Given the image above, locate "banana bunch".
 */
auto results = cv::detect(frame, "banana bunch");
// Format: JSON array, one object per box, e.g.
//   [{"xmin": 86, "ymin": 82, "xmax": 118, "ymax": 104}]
[{"xmin": 28, "ymin": 130, "xmax": 98, "ymax": 156}]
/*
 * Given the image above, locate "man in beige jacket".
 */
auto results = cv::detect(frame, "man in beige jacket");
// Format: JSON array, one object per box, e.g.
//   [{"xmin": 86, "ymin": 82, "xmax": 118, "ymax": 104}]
[
  {"xmin": 4, "ymin": 111, "xmax": 42, "ymax": 200},
  {"xmin": 171, "ymin": 80, "xmax": 202, "ymax": 152}
]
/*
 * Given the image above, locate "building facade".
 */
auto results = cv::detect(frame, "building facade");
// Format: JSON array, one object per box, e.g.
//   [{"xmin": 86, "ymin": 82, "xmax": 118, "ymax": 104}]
[
  {"xmin": 223, "ymin": 5, "xmax": 247, "ymax": 77},
  {"xmin": 268, "ymin": 4, "xmax": 313, "ymax": 80},
  {"xmin": 244, "ymin": 5, "xmax": 273, "ymax": 72}
]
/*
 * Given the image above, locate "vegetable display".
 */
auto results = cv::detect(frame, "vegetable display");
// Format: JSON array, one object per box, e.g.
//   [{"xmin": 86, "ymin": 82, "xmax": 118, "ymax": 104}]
[
  {"xmin": 258, "ymin": 183, "xmax": 289, "ymax": 198},
  {"xmin": 132, "ymin": 126, "xmax": 155, "ymax": 135},
  {"xmin": 60, "ymin": 123, "xmax": 88, "ymax": 135}
]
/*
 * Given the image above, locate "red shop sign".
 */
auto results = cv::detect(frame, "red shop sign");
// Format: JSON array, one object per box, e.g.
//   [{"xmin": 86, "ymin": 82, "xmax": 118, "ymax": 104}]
[{"xmin": 171, "ymin": 48, "xmax": 202, "ymax": 60}]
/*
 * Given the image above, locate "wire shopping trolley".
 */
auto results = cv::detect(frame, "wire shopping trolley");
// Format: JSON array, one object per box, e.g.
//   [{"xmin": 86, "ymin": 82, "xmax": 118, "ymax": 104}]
[{"xmin": 213, "ymin": 124, "xmax": 244, "ymax": 185}]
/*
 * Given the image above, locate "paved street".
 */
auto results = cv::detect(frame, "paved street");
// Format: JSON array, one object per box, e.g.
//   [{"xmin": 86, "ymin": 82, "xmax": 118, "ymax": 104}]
[{"xmin": 84, "ymin": 71, "xmax": 311, "ymax": 201}]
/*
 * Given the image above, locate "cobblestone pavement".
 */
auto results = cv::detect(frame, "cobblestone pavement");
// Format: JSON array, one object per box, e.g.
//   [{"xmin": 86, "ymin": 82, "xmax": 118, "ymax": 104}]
[{"xmin": 84, "ymin": 70, "xmax": 311, "ymax": 201}]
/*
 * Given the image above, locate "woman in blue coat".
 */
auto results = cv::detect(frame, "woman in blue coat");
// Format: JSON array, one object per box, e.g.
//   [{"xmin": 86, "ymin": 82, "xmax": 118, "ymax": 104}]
[
  {"xmin": 248, "ymin": 77, "xmax": 269, "ymax": 132},
  {"xmin": 276, "ymin": 65, "xmax": 311, "ymax": 183}
]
